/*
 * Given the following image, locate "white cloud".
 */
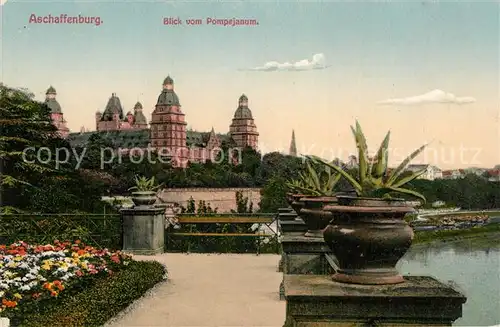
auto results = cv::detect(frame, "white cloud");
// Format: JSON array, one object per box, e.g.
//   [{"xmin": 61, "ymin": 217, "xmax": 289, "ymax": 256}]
[
  {"xmin": 378, "ymin": 89, "xmax": 476, "ymax": 106},
  {"xmin": 244, "ymin": 53, "xmax": 330, "ymax": 72}
]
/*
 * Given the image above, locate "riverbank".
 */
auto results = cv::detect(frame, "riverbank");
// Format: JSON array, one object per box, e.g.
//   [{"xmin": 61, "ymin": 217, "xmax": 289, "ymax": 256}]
[{"xmin": 413, "ymin": 223, "xmax": 500, "ymax": 244}]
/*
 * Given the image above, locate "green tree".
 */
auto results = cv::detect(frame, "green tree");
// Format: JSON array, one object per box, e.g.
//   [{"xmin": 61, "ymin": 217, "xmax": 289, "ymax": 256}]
[
  {"xmin": 0, "ymin": 85, "xmax": 68, "ymax": 211},
  {"xmin": 232, "ymin": 191, "xmax": 253, "ymax": 213},
  {"xmin": 258, "ymin": 175, "xmax": 289, "ymax": 213},
  {"xmin": 0, "ymin": 85, "xmax": 113, "ymax": 213}
]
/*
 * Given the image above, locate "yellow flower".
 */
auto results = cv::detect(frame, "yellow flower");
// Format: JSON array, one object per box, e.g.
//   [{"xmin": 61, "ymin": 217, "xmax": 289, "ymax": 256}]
[{"xmin": 13, "ymin": 293, "xmax": 22, "ymax": 299}]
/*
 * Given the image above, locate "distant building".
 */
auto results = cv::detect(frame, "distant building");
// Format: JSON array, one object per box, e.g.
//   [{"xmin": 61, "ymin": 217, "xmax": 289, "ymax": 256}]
[
  {"xmin": 346, "ymin": 155, "xmax": 358, "ymax": 169},
  {"xmin": 442, "ymin": 169, "xmax": 466, "ymax": 180},
  {"xmin": 487, "ymin": 168, "xmax": 500, "ymax": 182},
  {"xmin": 67, "ymin": 75, "xmax": 259, "ymax": 168},
  {"xmin": 406, "ymin": 164, "xmax": 443, "ymax": 180},
  {"xmin": 45, "ymin": 86, "xmax": 69, "ymax": 138},
  {"xmin": 228, "ymin": 93, "xmax": 259, "ymax": 150},
  {"xmin": 464, "ymin": 167, "xmax": 489, "ymax": 177},
  {"xmin": 289, "ymin": 130, "xmax": 297, "ymax": 156},
  {"xmin": 95, "ymin": 94, "xmax": 148, "ymax": 132}
]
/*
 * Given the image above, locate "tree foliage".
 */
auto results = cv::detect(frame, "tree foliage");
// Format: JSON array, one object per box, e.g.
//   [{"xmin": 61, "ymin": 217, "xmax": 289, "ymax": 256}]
[{"xmin": 0, "ymin": 85, "xmax": 113, "ymax": 213}]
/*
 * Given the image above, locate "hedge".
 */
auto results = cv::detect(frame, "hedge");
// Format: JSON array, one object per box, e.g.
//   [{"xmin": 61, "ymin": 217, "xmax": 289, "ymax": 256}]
[{"xmin": 10, "ymin": 260, "xmax": 167, "ymax": 327}]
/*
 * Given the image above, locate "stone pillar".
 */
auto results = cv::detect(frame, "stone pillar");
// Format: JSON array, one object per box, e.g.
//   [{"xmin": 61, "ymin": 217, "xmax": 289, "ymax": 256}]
[
  {"xmin": 279, "ymin": 235, "xmax": 336, "ymax": 300},
  {"xmin": 121, "ymin": 206, "xmax": 165, "ymax": 255},
  {"xmin": 279, "ymin": 219, "xmax": 307, "ymax": 235},
  {"xmin": 283, "ymin": 275, "xmax": 467, "ymax": 327},
  {"xmin": 278, "ymin": 213, "xmax": 307, "ymax": 272}
]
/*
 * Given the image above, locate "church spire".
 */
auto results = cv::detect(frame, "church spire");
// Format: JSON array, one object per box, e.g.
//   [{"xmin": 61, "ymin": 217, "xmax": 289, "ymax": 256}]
[{"xmin": 289, "ymin": 130, "xmax": 297, "ymax": 156}]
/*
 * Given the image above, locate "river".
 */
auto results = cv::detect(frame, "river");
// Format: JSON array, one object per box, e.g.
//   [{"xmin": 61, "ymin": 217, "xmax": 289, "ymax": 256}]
[{"xmin": 397, "ymin": 234, "xmax": 500, "ymax": 326}]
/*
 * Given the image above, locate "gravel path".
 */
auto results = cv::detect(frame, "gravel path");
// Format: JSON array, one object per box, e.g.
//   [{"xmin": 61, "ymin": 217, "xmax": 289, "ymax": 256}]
[{"xmin": 105, "ymin": 253, "xmax": 285, "ymax": 327}]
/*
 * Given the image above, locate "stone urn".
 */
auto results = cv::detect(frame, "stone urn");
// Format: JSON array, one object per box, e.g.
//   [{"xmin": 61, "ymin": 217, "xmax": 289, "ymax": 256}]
[
  {"xmin": 289, "ymin": 194, "xmax": 307, "ymax": 216},
  {"xmin": 299, "ymin": 196, "xmax": 337, "ymax": 238},
  {"xmin": 131, "ymin": 191, "xmax": 157, "ymax": 206},
  {"xmin": 323, "ymin": 196, "xmax": 415, "ymax": 285}
]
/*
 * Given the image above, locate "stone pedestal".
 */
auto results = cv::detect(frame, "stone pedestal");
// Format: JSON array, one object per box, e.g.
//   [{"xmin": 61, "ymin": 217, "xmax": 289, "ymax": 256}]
[
  {"xmin": 279, "ymin": 207, "xmax": 295, "ymax": 214},
  {"xmin": 121, "ymin": 206, "xmax": 165, "ymax": 255},
  {"xmin": 279, "ymin": 219, "xmax": 307, "ymax": 235},
  {"xmin": 278, "ymin": 219, "xmax": 308, "ymax": 272},
  {"xmin": 279, "ymin": 235, "xmax": 336, "ymax": 300},
  {"xmin": 277, "ymin": 210, "xmax": 300, "ymax": 271},
  {"xmin": 279, "ymin": 212, "xmax": 299, "ymax": 221},
  {"xmin": 282, "ymin": 235, "xmax": 333, "ymax": 274},
  {"xmin": 283, "ymin": 275, "xmax": 467, "ymax": 327}
]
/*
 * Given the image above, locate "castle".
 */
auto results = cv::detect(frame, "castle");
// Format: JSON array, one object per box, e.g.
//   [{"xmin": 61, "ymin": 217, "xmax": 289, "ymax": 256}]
[{"xmin": 48, "ymin": 76, "xmax": 259, "ymax": 167}]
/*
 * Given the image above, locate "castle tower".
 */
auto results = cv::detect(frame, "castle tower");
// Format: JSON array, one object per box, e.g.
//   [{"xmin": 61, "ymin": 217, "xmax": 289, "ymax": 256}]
[
  {"xmin": 229, "ymin": 94, "xmax": 259, "ymax": 150},
  {"xmin": 289, "ymin": 130, "xmax": 297, "ymax": 156},
  {"xmin": 96, "ymin": 93, "xmax": 124, "ymax": 131},
  {"xmin": 150, "ymin": 76, "xmax": 188, "ymax": 166},
  {"xmin": 45, "ymin": 86, "xmax": 69, "ymax": 138},
  {"xmin": 126, "ymin": 111, "xmax": 134, "ymax": 124},
  {"xmin": 132, "ymin": 101, "xmax": 148, "ymax": 129}
]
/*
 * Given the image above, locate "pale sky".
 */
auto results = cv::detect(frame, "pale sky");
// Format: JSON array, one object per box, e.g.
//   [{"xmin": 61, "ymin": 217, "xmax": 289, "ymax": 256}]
[{"xmin": 2, "ymin": 0, "xmax": 499, "ymax": 169}]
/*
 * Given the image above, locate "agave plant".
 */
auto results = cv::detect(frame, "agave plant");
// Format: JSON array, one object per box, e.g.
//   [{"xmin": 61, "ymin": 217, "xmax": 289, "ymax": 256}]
[
  {"xmin": 286, "ymin": 157, "xmax": 341, "ymax": 196},
  {"xmin": 308, "ymin": 121, "xmax": 428, "ymax": 202},
  {"xmin": 128, "ymin": 175, "xmax": 162, "ymax": 192}
]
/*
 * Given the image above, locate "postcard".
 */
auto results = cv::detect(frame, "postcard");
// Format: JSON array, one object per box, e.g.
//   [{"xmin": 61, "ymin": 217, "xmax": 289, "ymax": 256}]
[{"xmin": 1, "ymin": 1, "xmax": 499, "ymax": 326}]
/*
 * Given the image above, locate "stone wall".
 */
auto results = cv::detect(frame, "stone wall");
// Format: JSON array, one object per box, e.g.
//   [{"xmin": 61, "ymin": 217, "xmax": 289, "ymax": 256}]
[{"xmin": 158, "ymin": 188, "xmax": 262, "ymax": 213}]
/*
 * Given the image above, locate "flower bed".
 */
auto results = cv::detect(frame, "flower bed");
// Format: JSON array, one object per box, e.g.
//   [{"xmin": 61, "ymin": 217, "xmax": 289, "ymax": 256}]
[
  {"xmin": 0, "ymin": 240, "xmax": 131, "ymax": 317},
  {"xmin": 0, "ymin": 240, "xmax": 167, "ymax": 327}
]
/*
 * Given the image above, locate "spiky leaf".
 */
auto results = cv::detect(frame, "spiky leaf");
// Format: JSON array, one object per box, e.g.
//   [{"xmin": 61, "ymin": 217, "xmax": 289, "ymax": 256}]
[
  {"xmin": 391, "ymin": 167, "xmax": 427, "ymax": 188},
  {"xmin": 307, "ymin": 155, "xmax": 362, "ymax": 194},
  {"xmin": 372, "ymin": 131, "xmax": 391, "ymax": 178},
  {"xmin": 352, "ymin": 122, "xmax": 368, "ymax": 184},
  {"xmin": 387, "ymin": 144, "xmax": 428, "ymax": 185},
  {"xmin": 305, "ymin": 160, "xmax": 321, "ymax": 190},
  {"xmin": 385, "ymin": 186, "xmax": 426, "ymax": 203}
]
